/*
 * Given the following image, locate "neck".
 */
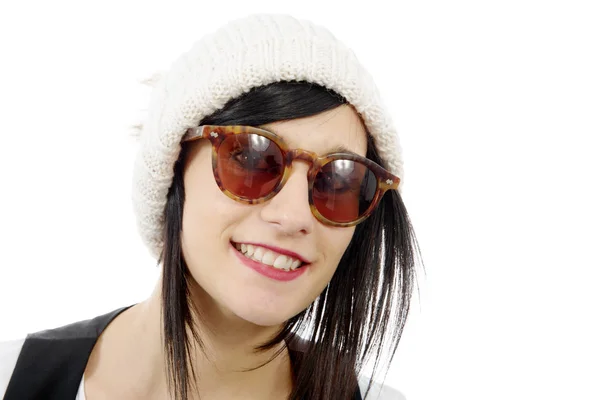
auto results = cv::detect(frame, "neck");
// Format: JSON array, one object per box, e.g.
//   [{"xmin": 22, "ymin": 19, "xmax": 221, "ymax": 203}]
[{"xmin": 86, "ymin": 279, "xmax": 293, "ymax": 400}]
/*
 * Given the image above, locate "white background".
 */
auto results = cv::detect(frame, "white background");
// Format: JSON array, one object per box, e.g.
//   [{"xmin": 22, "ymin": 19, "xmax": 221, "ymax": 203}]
[{"xmin": 0, "ymin": 1, "xmax": 599, "ymax": 399}]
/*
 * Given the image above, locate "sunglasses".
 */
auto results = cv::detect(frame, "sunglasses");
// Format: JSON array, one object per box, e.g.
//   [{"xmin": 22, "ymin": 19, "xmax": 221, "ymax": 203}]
[{"xmin": 182, "ymin": 125, "xmax": 400, "ymax": 227}]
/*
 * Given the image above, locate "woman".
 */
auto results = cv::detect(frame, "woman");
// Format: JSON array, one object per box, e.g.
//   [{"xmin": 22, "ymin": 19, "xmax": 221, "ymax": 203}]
[{"xmin": 0, "ymin": 14, "xmax": 418, "ymax": 399}]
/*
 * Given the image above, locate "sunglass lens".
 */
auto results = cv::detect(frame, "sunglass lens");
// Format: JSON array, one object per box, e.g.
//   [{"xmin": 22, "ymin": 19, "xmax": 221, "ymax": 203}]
[
  {"xmin": 312, "ymin": 160, "xmax": 378, "ymax": 223},
  {"xmin": 217, "ymin": 133, "xmax": 284, "ymax": 199}
]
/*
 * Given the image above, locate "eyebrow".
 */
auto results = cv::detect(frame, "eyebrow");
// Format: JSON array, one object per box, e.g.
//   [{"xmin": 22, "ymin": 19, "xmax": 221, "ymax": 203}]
[
  {"xmin": 326, "ymin": 144, "xmax": 361, "ymax": 156},
  {"xmin": 258, "ymin": 126, "xmax": 361, "ymax": 156}
]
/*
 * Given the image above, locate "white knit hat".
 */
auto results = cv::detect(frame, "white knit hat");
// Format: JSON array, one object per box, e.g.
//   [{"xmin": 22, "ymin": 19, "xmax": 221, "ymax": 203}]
[{"xmin": 133, "ymin": 14, "xmax": 404, "ymax": 259}]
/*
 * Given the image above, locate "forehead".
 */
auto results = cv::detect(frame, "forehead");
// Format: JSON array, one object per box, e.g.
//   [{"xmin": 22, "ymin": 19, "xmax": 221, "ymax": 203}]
[{"xmin": 260, "ymin": 105, "xmax": 368, "ymax": 156}]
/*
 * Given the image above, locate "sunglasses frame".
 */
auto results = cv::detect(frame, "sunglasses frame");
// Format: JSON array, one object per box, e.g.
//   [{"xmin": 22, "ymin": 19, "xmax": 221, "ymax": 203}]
[{"xmin": 182, "ymin": 125, "xmax": 400, "ymax": 227}]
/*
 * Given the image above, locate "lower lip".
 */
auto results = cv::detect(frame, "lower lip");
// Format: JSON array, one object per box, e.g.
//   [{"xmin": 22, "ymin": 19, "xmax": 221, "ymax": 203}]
[{"xmin": 231, "ymin": 243, "xmax": 307, "ymax": 282}]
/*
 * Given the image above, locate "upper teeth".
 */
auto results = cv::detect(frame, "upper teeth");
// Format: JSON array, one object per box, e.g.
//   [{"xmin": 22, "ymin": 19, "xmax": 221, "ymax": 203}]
[{"xmin": 235, "ymin": 243, "xmax": 303, "ymax": 271}]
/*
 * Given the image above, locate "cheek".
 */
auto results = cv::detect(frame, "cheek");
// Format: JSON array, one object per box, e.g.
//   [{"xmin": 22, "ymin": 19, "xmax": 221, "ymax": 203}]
[
  {"xmin": 180, "ymin": 149, "xmax": 245, "ymax": 266},
  {"xmin": 293, "ymin": 227, "xmax": 354, "ymax": 315},
  {"xmin": 320, "ymin": 226, "xmax": 355, "ymax": 271}
]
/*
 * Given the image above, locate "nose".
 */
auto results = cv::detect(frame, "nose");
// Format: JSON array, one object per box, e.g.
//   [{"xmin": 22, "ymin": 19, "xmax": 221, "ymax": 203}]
[{"xmin": 259, "ymin": 162, "xmax": 315, "ymax": 236}]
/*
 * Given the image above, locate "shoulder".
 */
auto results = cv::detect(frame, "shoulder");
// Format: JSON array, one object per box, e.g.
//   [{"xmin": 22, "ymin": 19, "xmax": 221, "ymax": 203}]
[
  {"xmin": 0, "ymin": 306, "xmax": 132, "ymax": 398},
  {"xmin": 0, "ymin": 338, "xmax": 25, "ymax": 397},
  {"xmin": 358, "ymin": 375, "xmax": 407, "ymax": 400}
]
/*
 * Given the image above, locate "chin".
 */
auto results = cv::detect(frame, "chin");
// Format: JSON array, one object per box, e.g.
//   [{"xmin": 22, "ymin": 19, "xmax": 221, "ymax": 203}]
[
  {"xmin": 242, "ymin": 315, "xmax": 286, "ymax": 328},
  {"xmin": 229, "ymin": 302, "xmax": 295, "ymax": 328}
]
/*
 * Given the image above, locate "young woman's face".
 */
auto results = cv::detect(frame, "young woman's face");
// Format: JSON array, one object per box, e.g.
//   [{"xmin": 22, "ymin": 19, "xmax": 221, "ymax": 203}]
[{"xmin": 181, "ymin": 105, "xmax": 367, "ymax": 327}]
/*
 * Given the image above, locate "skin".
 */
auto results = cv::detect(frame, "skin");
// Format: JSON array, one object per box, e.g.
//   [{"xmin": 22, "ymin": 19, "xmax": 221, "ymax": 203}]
[{"xmin": 83, "ymin": 105, "xmax": 368, "ymax": 400}]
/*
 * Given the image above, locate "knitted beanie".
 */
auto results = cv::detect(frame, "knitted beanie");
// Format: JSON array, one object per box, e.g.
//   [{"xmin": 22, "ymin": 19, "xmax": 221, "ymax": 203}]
[{"xmin": 133, "ymin": 14, "xmax": 404, "ymax": 259}]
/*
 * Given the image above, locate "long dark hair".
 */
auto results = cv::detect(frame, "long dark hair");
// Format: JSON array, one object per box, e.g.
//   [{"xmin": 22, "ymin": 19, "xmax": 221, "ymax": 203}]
[{"xmin": 160, "ymin": 81, "xmax": 420, "ymax": 399}]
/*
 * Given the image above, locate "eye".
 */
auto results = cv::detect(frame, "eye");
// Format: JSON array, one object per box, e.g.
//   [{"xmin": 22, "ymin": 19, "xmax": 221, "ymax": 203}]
[
  {"xmin": 314, "ymin": 171, "xmax": 359, "ymax": 193},
  {"xmin": 315, "ymin": 160, "xmax": 364, "ymax": 192},
  {"xmin": 231, "ymin": 148, "xmax": 263, "ymax": 168},
  {"xmin": 230, "ymin": 148, "xmax": 280, "ymax": 174}
]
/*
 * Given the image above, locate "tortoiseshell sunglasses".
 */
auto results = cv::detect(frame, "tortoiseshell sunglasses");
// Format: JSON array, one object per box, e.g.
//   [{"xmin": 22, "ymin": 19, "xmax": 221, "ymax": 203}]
[{"xmin": 182, "ymin": 125, "xmax": 400, "ymax": 227}]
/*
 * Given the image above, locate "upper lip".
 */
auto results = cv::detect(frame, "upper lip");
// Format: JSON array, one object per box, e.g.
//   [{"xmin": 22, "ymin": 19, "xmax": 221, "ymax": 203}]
[{"xmin": 233, "ymin": 241, "xmax": 311, "ymax": 264}]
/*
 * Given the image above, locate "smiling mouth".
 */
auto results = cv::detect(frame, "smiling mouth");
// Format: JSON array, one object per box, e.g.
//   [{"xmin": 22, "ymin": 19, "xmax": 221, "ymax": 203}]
[{"xmin": 231, "ymin": 242, "xmax": 306, "ymax": 272}]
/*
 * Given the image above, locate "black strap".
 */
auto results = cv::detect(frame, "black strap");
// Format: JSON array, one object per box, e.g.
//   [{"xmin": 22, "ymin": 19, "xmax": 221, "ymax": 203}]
[
  {"xmin": 354, "ymin": 387, "xmax": 364, "ymax": 400},
  {"xmin": 3, "ymin": 306, "xmax": 131, "ymax": 400}
]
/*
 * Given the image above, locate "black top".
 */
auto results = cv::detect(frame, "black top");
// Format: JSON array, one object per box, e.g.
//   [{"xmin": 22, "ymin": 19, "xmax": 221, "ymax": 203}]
[{"xmin": 4, "ymin": 306, "xmax": 363, "ymax": 400}]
